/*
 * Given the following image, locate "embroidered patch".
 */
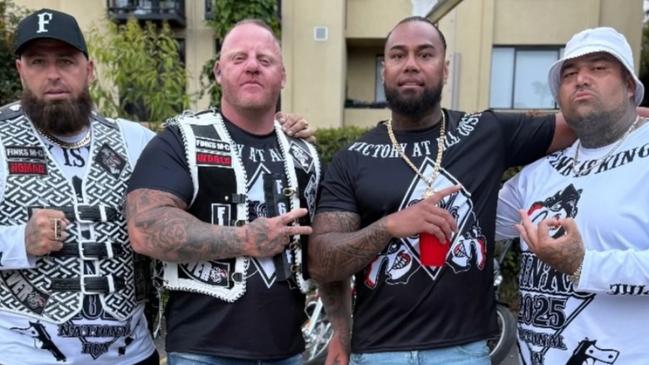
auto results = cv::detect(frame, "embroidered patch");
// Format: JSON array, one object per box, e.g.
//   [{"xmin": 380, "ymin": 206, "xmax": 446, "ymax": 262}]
[
  {"xmin": 94, "ymin": 143, "xmax": 126, "ymax": 178},
  {"xmin": 0, "ymin": 271, "xmax": 49, "ymax": 314},
  {"xmin": 289, "ymin": 141, "xmax": 313, "ymax": 173},
  {"xmin": 196, "ymin": 152, "xmax": 232, "ymax": 166},
  {"xmin": 5, "ymin": 146, "xmax": 46, "ymax": 160},
  {"xmin": 211, "ymin": 203, "xmax": 231, "ymax": 225},
  {"xmin": 7, "ymin": 161, "xmax": 47, "ymax": 175},
  {"xmin": 179, "ymin": 261, "xmax": 233, "ymax": 287},
  {"xmin": 195, "ymin": 137, "xmax": 231, "ymax": 153}
]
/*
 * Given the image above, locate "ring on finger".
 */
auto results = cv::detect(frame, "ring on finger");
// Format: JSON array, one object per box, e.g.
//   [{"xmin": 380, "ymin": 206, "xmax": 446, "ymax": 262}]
[{"xmin": 51, "ymin": 218, "xmax": 62, "ymax": 241}]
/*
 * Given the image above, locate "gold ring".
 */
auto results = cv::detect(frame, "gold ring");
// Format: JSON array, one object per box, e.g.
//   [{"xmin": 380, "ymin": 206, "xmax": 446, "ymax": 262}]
[{"xmin": 51, "ymin": 218, "xmax": 62, "ymax": 241}]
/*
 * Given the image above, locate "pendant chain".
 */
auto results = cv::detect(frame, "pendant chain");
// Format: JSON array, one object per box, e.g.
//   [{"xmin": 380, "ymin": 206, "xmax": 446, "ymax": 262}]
[
  {"xmin": 572, "ymin": 115, "xmax": 641, "ymax": 177},
  {"xmin": 36, "ymin": 127, "xmax": 91, "ymax": 149},
  {"xmin": 386, "ymin": 111, "xmax": 446, "ymax": 197}
]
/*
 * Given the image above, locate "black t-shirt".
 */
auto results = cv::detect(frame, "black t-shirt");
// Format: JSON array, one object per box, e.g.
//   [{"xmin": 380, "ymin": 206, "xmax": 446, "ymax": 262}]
[
  {"xmin": 317, "ymin": 109, "xmax": 555, "ymax": 352},
  {"xmin": 128, "ymin": 118, "xmax": 306, "ymax": 359}
]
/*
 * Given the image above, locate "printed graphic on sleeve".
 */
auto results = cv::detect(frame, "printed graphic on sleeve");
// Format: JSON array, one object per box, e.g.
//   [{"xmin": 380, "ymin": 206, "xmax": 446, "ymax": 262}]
[
  {"xmin": 518, "ymin": 184, "xmax": 599, "ymax": 365},
  {"xmin": 363, "ymin": 156, "xmax": 479, "ymax": 289}
]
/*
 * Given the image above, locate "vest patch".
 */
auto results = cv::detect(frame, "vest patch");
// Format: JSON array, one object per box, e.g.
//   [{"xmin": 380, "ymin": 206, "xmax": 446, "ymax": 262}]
[
  {"xmin": 211, "ymin": 203, "xmax": 231, "ymax": 225},
  {"xmin": 179, "ymin": 261, "xmax": 233, "ymax": 287},
  {"xmin": 5, "ymin": 146, "xmax": 46, "ymax": 160},
  {"xmin": 8, "ymin": 161, "xmax": 47, "ymax": 175},
  {"xmin": 0, "ymin": 271, "xmax": 49, "ymax": 314},
  {"xmin": 95, "ymin": 143, "xmax": 126, "ymax": 178},
  {"xmin": 196, "ymin": 136, "xmax": 230, "ymax": 153},
  {"xmin": 289, "ymin": 141, "xmax": 314, "ymax": 173},
  {"xmin": 196, "ymin": 152, "xmax": 231, "ymax": 166}
]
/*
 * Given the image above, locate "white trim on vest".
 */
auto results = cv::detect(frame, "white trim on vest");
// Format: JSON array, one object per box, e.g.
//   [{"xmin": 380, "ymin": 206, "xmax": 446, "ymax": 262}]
[{"xmin": 163, "ymin": 111, "xmax": 315, "ymax": 300}]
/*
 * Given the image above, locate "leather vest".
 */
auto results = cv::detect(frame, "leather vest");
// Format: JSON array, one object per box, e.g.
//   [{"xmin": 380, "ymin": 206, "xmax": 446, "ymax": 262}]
[
  {"xmin": 163, "ymin": 110, "xmax": 321, "ymax": 302},
  {"xmin": 0, "ymin": 102, "xmax": 146, "ymax": 323}
]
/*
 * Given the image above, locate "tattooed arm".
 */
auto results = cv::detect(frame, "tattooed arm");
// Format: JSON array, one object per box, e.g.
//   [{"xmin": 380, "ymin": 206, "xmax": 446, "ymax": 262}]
[
  {"xmin": 309, "ymin": 185, "xmax": 461, "ymax": 283},
  {"xmin": 309, "ymin": 211, "xmax": 391, "ymax": 283},
  {"xmin": 126, "ymin": 188, "xmax": 312, "ymax": 262},
  {"xmin": 319, "ymin": 279, "xmax": 352, "ymax": 365}
]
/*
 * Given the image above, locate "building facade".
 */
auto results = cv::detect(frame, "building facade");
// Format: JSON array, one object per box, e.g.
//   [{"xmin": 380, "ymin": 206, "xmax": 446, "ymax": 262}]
[{"xmin": 14, "ymin": 0, "xmax": 644, "ymax": 128}]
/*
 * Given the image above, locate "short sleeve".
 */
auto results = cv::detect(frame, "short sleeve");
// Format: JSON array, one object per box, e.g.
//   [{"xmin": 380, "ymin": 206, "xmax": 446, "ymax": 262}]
[
  {"xmin": 127, "ymin": 125, "xmax": 193, "ymax": 204},
  {"xmin": 316, "ymin": 150, "xmax": 358, "ymax": 214},
  {"xmin": 496, "ymin": 111, "xmax": 556, "ymax": 167}
]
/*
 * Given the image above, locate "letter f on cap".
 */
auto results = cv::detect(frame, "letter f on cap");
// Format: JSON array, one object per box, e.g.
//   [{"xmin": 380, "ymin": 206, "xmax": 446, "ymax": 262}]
[{"xmin": 36, "ymin": 12, "xmax": 52, "ymax": 33}]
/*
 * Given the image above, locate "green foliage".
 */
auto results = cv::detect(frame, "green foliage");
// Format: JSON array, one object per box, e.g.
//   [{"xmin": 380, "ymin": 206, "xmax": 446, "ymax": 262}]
[
  {"xmin": 0, "ymin": 0, "xmax": 30, "ymax": 105},
  {"xmin": 88, "ymin": 19, "xmax": 190, "ymax": 123},
  {"xmin": 200, "ymin": 0, "xmax": 281, "ymax": 106},
  {"xmin": 314, "ymin": 126, "xmax": 369, "ymax": 163}
]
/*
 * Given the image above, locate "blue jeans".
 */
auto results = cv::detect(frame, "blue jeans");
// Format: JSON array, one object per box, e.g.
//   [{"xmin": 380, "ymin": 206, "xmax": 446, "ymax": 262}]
[
  {"xmin": 167, "ymin": 352, "xmax": 302, "ymax": 365},
  {"xmin": 349, "ymin": 340, "xmax": 490, "ymax": 365}
]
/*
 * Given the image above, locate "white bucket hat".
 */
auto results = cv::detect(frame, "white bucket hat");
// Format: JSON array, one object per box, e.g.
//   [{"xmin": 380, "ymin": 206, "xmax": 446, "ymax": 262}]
[{"xmin": 548, "ymin": 27, "xmax": 644, "ymax": 106}]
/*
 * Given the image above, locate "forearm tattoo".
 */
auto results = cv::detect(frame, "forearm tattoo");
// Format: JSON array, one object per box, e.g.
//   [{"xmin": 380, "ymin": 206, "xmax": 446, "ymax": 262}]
[
  {"xmin": 309, "ymin": 212, "xmax": 392, "ymax": 281},
  {"xmin": 318, "ymin": 280, "xmax": 351, "ymax": 347},
  {"xmin": 126, "ymin": 189, "xmax": 244, "ymax": 262}
]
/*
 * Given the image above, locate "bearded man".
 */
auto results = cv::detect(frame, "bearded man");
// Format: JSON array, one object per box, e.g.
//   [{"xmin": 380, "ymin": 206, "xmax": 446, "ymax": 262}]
[
  {"xmin": 0, "ymin": 8, "xmax": 160, "ymax": 365},
  {"xmin": 308, "ymin": 16, "xmax": 577, "ymax": 365}
]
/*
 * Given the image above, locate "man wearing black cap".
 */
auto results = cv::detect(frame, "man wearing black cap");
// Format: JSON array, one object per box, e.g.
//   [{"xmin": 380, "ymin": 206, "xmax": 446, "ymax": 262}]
[{"xmin": 0, "ymin": 9, "xmax": 158, "ymax": 365}]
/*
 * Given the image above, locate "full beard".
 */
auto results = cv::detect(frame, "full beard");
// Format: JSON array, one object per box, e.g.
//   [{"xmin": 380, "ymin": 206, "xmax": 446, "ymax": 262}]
[
  {"xmin": 21, "ymin": 88, "xmax": 93, "ymax": 135},
  {"xmin": 384, "ymin": 80, "xmax": 443, "ymax": 120}
]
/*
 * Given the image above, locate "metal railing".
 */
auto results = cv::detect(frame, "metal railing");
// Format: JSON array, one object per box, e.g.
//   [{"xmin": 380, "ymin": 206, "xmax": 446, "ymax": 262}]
[{"xmin": 107, "ymin": 0, "xmax": 186, "ymax": 27}]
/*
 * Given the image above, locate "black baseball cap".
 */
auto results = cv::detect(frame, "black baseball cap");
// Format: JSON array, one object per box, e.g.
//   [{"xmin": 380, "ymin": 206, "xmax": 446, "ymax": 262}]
[{"xmin": 14, "ymin": 8, "xmax": 88, "ymax": 58}]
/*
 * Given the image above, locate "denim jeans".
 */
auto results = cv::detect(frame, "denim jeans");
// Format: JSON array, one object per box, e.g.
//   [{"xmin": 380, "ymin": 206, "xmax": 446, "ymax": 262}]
[
  {"xmin": 349, "ymin": 340, "xmax": 490, "ymax": 365},
  {"xmin": 167, "ymin": 352, "xmax": 303, "ymax": 365}
]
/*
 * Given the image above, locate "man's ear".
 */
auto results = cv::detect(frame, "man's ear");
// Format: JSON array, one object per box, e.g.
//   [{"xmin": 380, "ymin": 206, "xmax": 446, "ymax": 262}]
[
  {"xmin": 87, "ymin": 59, "xmax": 95, "ymax": 83},
  {"xmin": 213, "ymin": 61, "xmax": 222, "ymax": 84},
  {"xmin": 15, "ymin": 58, "xmax": 26, "ymax": 88},
  {"xmin": 444, "ymin": 59, "xmax": 449, "ymax": 85},
  {"xmin": 626, "ymin": 74, "xmax": 636, "ymax": 102}
]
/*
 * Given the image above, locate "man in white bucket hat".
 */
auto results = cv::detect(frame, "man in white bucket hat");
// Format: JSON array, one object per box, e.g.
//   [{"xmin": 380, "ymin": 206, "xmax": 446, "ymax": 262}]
[{"xmin": 497, "ymin": 27, "xmax": 649, "ymax": 364}]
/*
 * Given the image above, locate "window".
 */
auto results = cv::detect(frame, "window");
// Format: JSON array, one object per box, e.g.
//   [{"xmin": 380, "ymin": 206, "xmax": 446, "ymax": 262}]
[
  {"xmin": 489, "ymin": 47, "xmax": 564, "ymax": 109},
  {"xmin": 205, "ymin": 0, "xmax": 214, "ymax": 20},
  {"xmin": 375, "ymin": 56, "xmax": 386, "ymax": 103}
]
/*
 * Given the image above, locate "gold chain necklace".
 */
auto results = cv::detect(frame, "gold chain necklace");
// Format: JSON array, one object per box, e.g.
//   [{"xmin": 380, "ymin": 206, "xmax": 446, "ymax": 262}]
[
  {"xmin": 386, "ymin": 111, "xmax": 446, "ymax": 198},
  {"xmin": 572, "ymin": 115, "xmax": 641, "ymax": 177},
  {"xmin": 36, "ymin": 127, "xmax": 91, "ymax": 149}
]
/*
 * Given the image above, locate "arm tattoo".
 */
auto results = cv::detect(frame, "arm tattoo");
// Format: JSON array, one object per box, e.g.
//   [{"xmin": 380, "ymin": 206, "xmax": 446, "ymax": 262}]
[
  {"xmin": 318, "ymin": 279, "xmax": 351, "ymax": 350},
  {"xmin": 126, "ymin": 188, "xmax": 247, "ymax": 262},
  {"xmin": 309, "ymin": 211, "xmax": 392, "ymax": 282}
]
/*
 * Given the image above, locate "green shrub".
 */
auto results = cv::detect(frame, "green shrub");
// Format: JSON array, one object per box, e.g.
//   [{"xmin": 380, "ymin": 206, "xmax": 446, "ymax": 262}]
[{"xmin": 314, "ymin": 126, "xmax": 369, "ymax": 164}]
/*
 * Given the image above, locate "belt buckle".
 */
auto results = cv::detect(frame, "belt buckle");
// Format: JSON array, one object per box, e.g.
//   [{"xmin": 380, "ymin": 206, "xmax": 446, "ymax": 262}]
[
  {"xmin": 81, "ymin": 274, "xmax": 115, "ymax": 295},
  {"xmin": 74, "ymin": 204, "xmax": 93, "ymax": 224},
  {"xmin": 78, "ymin": 240, "xmax": 97, "ymax": 261}
]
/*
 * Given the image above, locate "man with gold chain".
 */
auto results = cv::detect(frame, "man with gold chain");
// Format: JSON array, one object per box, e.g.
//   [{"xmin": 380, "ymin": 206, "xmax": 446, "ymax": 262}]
[
  {"xmin": 497, "ymin": 27, "xmax": 649, "ymax": 364},
  {"xmin": 126, "ymin": 19, "xmax": 321, "ymax": 365},
  {"xmin": 307, "ymin": 16, "xmax": 577, "ymax": 365}
]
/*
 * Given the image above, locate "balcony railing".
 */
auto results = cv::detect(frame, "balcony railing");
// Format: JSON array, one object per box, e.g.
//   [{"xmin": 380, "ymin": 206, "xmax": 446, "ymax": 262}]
[{"xmin": 107, "ymin": 0, "xmax": 186, "ymax": 27}]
